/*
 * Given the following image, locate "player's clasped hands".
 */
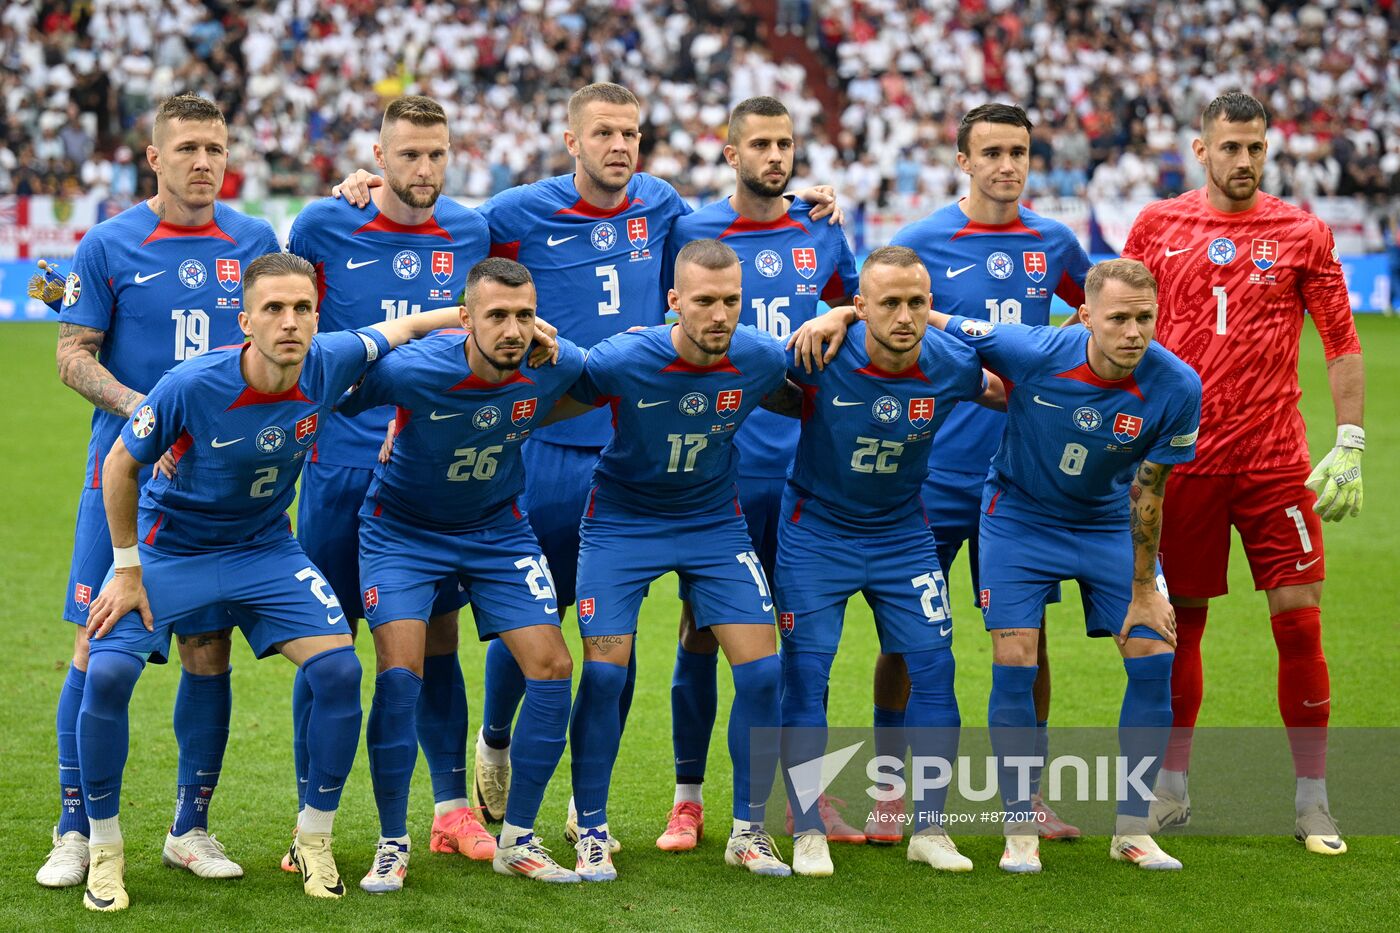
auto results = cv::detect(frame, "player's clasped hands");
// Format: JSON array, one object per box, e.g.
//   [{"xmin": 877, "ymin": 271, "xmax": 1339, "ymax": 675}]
[
  {"xmin": 87, "ymin": 568, "xmax": 154, "ymax": 638},
  {"xmin": 1117, "ymin": 590, "xmax": 1177, "ymax": 648}
]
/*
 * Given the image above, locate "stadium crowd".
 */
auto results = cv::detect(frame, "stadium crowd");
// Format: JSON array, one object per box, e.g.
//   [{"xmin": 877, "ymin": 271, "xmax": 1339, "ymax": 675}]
[{"xmin": 0, "ymin": 0, "xmax": 1396, "ymax": 206}]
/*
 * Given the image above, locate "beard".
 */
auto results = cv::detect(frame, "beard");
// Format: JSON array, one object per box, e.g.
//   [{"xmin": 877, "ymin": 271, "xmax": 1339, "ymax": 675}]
[
  {"xmin": 679, "ymin": 317, "xmax": 732, "ymax": 357},
  {"xmin": 738, "ymin": 163, "xmax": 789, "ymax": 199},
  {"xmin": 1211, "ymin": 165, "xmax": 1261, "ymax": 202},
  {"xmin": 387, "ymin": 172, "xmax": 442, "ymax": 209},
  {"xmin": 481, "ymin": 342, "xmax": 525, "ymax": 372},
  {"xmin": 580, "ymin": 154, "xmax": 631, "ymax": 195}
]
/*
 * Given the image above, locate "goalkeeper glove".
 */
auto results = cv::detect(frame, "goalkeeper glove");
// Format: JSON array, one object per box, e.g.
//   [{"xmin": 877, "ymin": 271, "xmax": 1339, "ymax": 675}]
[
  {"xmin": 27, "ymin": 259, "xmax": 66, "ymax": 313},
  {"xmin": 1305, "ymin": 424, "xmax": 1363, "ymax": 522}
]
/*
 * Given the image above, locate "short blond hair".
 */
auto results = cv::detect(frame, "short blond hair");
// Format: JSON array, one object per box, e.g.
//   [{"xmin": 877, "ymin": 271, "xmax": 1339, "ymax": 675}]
[
  {"xmin": 1085, "ymin": 258, "xmax": 1157, "ymax": 303},
  {"xmin": 567, "ymin": 83, "xmax": 640, "ymax": 129},
  {"xmin": 382, "ymin": 95, "xmax": 448, "ymax": 135}
]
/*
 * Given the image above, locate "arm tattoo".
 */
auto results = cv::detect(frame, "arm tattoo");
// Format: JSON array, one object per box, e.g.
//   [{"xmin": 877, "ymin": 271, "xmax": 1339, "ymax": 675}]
[
  {"xmin": 1129, "ymin": 460, "xmax": 1172, "ymax": 589},
  {"xmin": 584, "ymin": 634, "xmax": 628, "ymax": 658},
  {"xmin": 56, "ymin": 322, "xmax": 142, "ymax": 417},
  {"xmin": 760, "ymin": 381, "xmax": 803, "ymax": 418}
]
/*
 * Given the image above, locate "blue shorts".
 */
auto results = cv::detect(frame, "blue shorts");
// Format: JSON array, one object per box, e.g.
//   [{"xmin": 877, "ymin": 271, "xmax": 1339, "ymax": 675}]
[
  {"xmin": 88, "ymin": 534, "xmax": 353, "ymax": 664},
  {"xmin": 519, "ymin": 441, "xmax": 599, "ymax": 608},
  {"xmin": 64, "ymin": 484, "xmax": 229, "ymax": 635},
  {"xmin": 574, "ymin": 497, "xmax": 775, "ymax": 638},
  {"xmin": 977, "ymin": 510, "xmax": 1165, "ymax": 641},
  {"xmin": 774, "ymin": 518, "xmax": 953, "ymax": 655},
  {"xmin": 678, "ymin": 473, "xmax": 784, "ymax": 602},
  {"xmin": 359, "ymin": 504, "xmax": 560, "ymax": 640}
]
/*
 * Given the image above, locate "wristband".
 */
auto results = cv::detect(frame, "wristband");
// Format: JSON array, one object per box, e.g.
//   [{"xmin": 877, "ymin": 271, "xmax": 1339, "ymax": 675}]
[
  {"xmin": 1336, "ymin": 424, "xmax": 1365, "ymax": 451},
  {"xmin": 112, "ymin": 545, "xmax": 141, "ymax": 569}
]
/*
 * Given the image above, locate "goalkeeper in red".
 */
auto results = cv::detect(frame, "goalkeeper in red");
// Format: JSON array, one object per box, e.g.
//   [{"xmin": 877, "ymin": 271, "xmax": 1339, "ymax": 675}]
[{"xmin": 1122, "ymin": 91, "xmax": 1364, "ymax": 855}]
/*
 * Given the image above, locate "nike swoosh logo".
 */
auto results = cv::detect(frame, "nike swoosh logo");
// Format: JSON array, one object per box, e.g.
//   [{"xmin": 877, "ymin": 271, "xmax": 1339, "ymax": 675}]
[
  {"xmin": 1164, "ymin": 247, "xmax": 1193, "ymax": 257},
  {"xmin": 452, "ymin": 766, "xmax": 468, "ymax": 773},
  {"xmin": 88, "ymin": 792, "xmax": 112, "ymax": 801},
  {"xmin": 544, "ymin": 605, "xmax": 558, "ymax": 614},
  {"xmin": 675, "ymin": 759, "xmax": 697, "ymax": 766},
  {"xmin": 429, "ymin": 410, "xmax": 464, "ymax": 420},
  {"xmin": 196, "ymin": 769, "xmax": 220, "ymax": 776},
  {"xmin": 761, "ymin": 602, "xmax": 774, "ymax": 613},
  {"xmin": 1295, "ymin": 557, "xmax": 1321, "ymax": 571},
  {"xmin": 946, "ymin": 264, "xmax": 976, "ymax": 278},
  {"xmin": 134, "ymin": 270, "xmax": 165, "ymax": 284},
  {"xmin": 582, "ymin": 809, "xmax": 602, "ymax": 817},
  {"xmin": 345, "ymin": 258, "xmax": 379, "ymax": 269},
  {"xmin": 547, "ymin": 234, "xmax": 578, "ymax": 246},
  {"xmin": 326, "ymin": 614, "xmax": 345, "ymax": 625},
  {"xmin": 637, "ymin": 399, "xmax": 669, "ymax": 408},
  {"xmin": 1032, "ymin": 395, "xmax": 1063, "ymax": 409},
  {"xmin": 298, "ymin": 778, "xmax": 308, "ymax": 784},
  {"xmin": 1302, "ymin": 698, "xmax": 1330, "ymax": 708},
  {"xmin": 831, "ymin": 397, "xmax": 862, "ymax": 406},
  {"xmin": 489, "ymin": 724, "xmax": 509, "ymax": 732},
  {"xmin": 939, "ymin": 624, "xmax": 953, "ymax": 637},
  {"xmin": 318, "ymin": 784, "xmax": 342, "ymax": 793},
  {"xmin": 211, "ymin": 437, "xmax": 244, "ymax": 448},
  {"xmin": 86, "ymin": 891, "xmax": 116, "ymax": 908}
]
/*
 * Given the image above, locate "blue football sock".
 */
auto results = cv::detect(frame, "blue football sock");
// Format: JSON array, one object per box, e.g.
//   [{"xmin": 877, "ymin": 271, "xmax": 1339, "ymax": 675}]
[
  {"xmin": 76, "ymin": 651, "xmax": 145, "ymax": 822},
  {"xmin": 730, "ymin": 654, "xmax": 782, "ymax": 824},
  {"xmin": 671, "ymin": 644, "xmax": 718, "ymax": 785},
  {"xmin": 56, "ymin": 663, "xmax": 88, "ymax": 836},
  {"xmin": 171, "ymin": 668, "xmax": 231, "ymax": 836},
  {"xmin": 619, "ymin": 644, "xmax": 637, "ymax": 731},
  {"xmin": 873, "ymin": 703, "xmax": 907, "ymax": 771},
  {"xmin": 417, "ymin": 653, "xmax": 468, "ymax": 803},
  {"xmin": 1118, "ymin": 653, "xmax": 1175, "ymax": 818},
  {"xmin": 368, "ymin": 667, "xmax": 423, "ymax": 839},
  {"xmin": 291, "ymin": 665, "xmax": 313, "ymax": 810},
  {"xmin": 569, "ymin": 661, "xmax": 628, "ymax": 830},
  {"xmin": 903, "ymin": 647, "xmax": 960, "ymax": 830},
  {"xmin": 1030, "ymin": 720, "xmax": 1050, "ymax": 797},
  {"xmin": 780, "ymin": 651, "xmax": 833, "ymax": 834},
  {"xmin": 301, "ymin": 646, "xmax": 363, "ymax": 814},
  {"xmin": 988, "ymin": 663, "xmax": 1038, "ymax": 818},
  {"xmin": 503, "ymin": 677, "xmax": 571, "ymax": 829},
  {"xmin": 481, "ymin": 638, "xmax": 525, "ymax": 748}
]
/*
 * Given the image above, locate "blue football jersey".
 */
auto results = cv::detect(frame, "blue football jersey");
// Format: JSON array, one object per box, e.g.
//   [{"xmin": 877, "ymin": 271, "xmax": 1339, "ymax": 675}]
[
  {"xmin": 481, "ymin": 172, "xmax": 691, "ymax": 447},
  {"xmin": 666, "ymin": 196, "xmax": 860, "ymax": 480},
  {"xmin": 287, "ymin": 196, "xmax": 489, "ymax": 467},
  {"xmin": 786, "ymin": 322, "xmax": 984, "ymax": 533},
  {"xmin": 121, "ymin": 329, "xmax": 391, "ymax": 553},
  {"xmin": 892, "ymin": 202, "xmax": 1091, "ymax": 481},
  {"xmin": 568, "ymin": 325, "xmax": 786, "ymax": 515},
  {"xmin": 340, "ymin": 333, "xmax": 586, "ymax": 531},
  {"xmin": 58, "ymin": 202, "xmax": 280, "ymax": 487},
  {"xmin": 943, "ymin": 317, "xmax": 1202, "ymax": 525}
]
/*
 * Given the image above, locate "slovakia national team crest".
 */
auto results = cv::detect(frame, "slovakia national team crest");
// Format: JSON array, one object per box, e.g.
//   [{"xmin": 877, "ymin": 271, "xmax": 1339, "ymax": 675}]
[
  {"xmin": 512, "ymin": 398, "xmax": 537, "ymax": 426},
  {"xmin": 1073, "ymin": 406, "xmax": 1103, "ymax": 432},
  {"xmin": 755, "ymin": 249, "xmax": 783, "ymax": 278},
  {"xmin": 627, "ymin": 217, "xmax": 648, "ymax": 250},
  {"xmin": 74, "ymin": 583, "xmax": 91, "ymax": 610},
  {"xmin": 474, "ymin": 406, "xmax": 501, "ymax": 430},
  {"xmin": 179, "ymin": 258, "xmax": 208, "ymax": 289},
  {"xmin": 872, "ymin": 396, "xmax": 901, "ymax": 423},
  {"xmin": 578, "ymin": 598, "xmax": 595, "ymax": 625},
  {"xmin": 792, "ymin": 247, "xmax": 817, "ymax": 280},
  {"xmin": 908, "ymin": 397, "xmax": 935, "ymax": 429},
  {"xmin": 1252, "ymin": 239, "xmax": 1279, "ymax": 271},
  {"xmin": 256, "ymin": 425, "xmax": 286, "ymax": 453},
  {"xmin": 431, "ymin": 251, "xmax": 454, "ymax": 285},
  {"xmin": 295, "ymin": 413, "xmax": 318, "ymax": 445},
  {"xmin": 363, "ymin": 586, "xmax": 379, "ymax": 616},
  {"xmin": 393, "ymin": 250, "xmax": 422, "ymax": 280},
  {"xmin": 1208, "ymin": 237, "xmax": 1236, "ymax": 265},
  {"xmin": 716, "ymin": 389, "xmax": 742, "ymax": 419},
  {"xmin": 987, "ymin": 251, "xmax": 1014, "ymax": 280},
  {"xmin": 1022, "ymin": 251, "xmax": 1047, "ymax": 283},
  {"xmin": 679, "ymin": 392, "xmax": 708, "ymax": 416},
  {"xmin": 1112, "ymin": 412, "xmax": 1143, "ymax": 444},
  {"xmin": 216, "ymin": 258, "xmax": 241, "ymax": 292},
  {"xmin": 779, "ymin": 612, "xmax": 795, "ymax": 637},
  {"xmin": 591, "ymin": 222, "xmax": 617, "ymax": 251}
]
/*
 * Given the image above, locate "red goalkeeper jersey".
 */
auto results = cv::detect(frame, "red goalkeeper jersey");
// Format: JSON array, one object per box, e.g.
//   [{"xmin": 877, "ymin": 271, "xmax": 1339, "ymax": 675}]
[{"xmin": 1123, "ymin": 188, "xmax": 1360, "ymax": 475}]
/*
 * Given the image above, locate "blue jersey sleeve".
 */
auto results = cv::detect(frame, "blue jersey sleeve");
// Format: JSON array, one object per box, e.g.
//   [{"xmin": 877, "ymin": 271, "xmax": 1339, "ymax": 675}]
[
  {"xmin": 335, "ymin": 344, "xmax": 403, "ymax": 417},
  {"xmin": 943, "ymin": 317, "xmax": 1055, "ymax": 384},
  {"xmin": 252, "ymin": 220, "xmax": 281, "ymax": 259},
  {"xmin": 58, "ymin": 231, "xmax": 118, "ymax": 332},
  {"xmin": 1054, "ymin": 227, "xmax": 1092, "ymax": 305},
  {"xmin": 816, "ymin": 211, "xmax": 860, "ymax": 302},
  {"xmin": 479, "ymin": 185, "xmax": 538, "ymax": 254},
  {"xmin": 1145, "ymin": 375, "xmax": 1202, "ymax": 466},
  {"xmin": 120, "ymin": 370, "xmax": 189, "ymax": 464},
  {"xmin": 567, "ymin": 340, "xmax": 616, "ymax": 407},
  {"xmin": 314, "ymin": 328, "xmax": 392, "ymax": 401}
]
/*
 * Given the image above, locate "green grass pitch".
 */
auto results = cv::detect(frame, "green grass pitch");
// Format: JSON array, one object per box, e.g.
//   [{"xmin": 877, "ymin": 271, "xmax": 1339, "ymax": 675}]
[{"xmin": 1, "ymin": 318, "xmax": 1397, "ymax": 931}]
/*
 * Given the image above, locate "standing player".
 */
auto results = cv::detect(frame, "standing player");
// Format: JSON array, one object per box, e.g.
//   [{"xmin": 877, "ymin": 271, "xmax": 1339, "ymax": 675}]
[
  {"xmin": 286, "ymin": 95, "xmax": 493, "ymax": 864},
  {"xmin": 772, "ymin": 247, "xmax": 991, "ymax": 876},
  {"xmin": 77, "ymin": 254, "xmax": 464, "ymax": 911},
  {"xmin": 938, "ymin": 259, "xmax": 1202, "ymax": 873},
  {"xmin": 339, "ymin": 259, "xmax": 585, "ymax": 889},
  {"xmin": 39, "ymin": 94, "xmax": 280, "ymax": 889},
  {"xmin": 655, "ymin": 96, "xmax": 859, "ymax": 851},
  {"xmin": 1122, "ymin": 92, "xmax": 1364, "ymax": 854},
  {"xmin": 547, "ymin": 240, "xmax": 789, "ymax": 880}
]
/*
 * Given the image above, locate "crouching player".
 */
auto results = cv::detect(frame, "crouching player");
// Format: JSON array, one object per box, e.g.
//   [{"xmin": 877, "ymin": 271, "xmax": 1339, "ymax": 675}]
[
  {"xmin": 340, "ymin": 258, "xmax": 585, "ymax": 889},
  {"xmin": 936, "ymin": 259, "xmax": 1201, "ymax": 873},
  {"xmin": 771, "ymin": 247, "xmax": 997, "ymax": 876},
  {"xmin": 78, "ymin": 254, "xmax": 466, "ymax": 910}
]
